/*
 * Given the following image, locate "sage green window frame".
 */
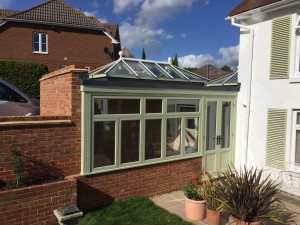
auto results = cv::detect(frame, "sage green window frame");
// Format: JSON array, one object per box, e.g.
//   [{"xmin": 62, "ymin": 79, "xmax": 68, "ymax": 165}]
[
  {"xmin": 82, "ymin": 93, "xmax": 203, "ymax": 175},
  {"xmin": 81, "ymin": 87, "xmax": 237, "ymax": 175}
]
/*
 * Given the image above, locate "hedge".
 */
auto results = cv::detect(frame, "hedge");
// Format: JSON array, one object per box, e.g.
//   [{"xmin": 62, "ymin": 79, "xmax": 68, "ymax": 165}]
[{"xmin": 0, "ymin": 60, "xmax": 48, "ymax": 97}]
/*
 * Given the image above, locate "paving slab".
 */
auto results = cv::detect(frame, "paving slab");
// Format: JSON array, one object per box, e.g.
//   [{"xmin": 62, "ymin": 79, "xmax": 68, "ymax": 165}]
[{"xmin": 151, "ymin": 191, "xmax": 300, "ymax": 225}]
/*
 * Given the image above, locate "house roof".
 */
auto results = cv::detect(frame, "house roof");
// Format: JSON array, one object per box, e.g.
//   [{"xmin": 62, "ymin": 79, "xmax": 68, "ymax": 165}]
[
  {"xmin": 122, "ymin": 47, "xmax": 133, "ymax": 58},
  {"xmin": 88, "ymin": 16, "xmax": 119, "ymax": 40},
  {"xmin": 193, "ymin": 65, "xmax": 229, "ymax": 81},
  {"xmin": 207, "ymin": 71, "xmax": 238, "ymax": 86},
  {"xmin": 228, "ymin": 0, "xmax": 282, "ymax": 16},
  {"xmin": 0, "ymin": 9, "xmax": 19, "ymax": 19},
  {"xmin": 0, "ymin": 0, "xmax": 119, "ymax": 43},
  {"xmin": 4, "ymin": 0, "xmax": 100, "ymax": 28}
]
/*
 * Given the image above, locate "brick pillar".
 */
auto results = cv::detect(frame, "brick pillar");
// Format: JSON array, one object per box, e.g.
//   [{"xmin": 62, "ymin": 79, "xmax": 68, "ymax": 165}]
[{"xmin": 39, "ymin": 65, "xmax": 87, "ymax": 117}]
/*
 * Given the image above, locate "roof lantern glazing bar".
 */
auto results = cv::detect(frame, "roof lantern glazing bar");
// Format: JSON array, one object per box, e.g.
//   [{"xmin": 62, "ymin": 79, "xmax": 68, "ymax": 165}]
[
  {"xmin": 122, "ymin": 59, "xmax": 140, "ymax": 77},
  {"xmin": 170, "ymin": 65, "xmax": 189, "ymax": 80},
  {"xmin": 139, "ymin": 61, "xmax": 157, "ymax": 78},
  {"xmin": 156, "ymin": 63, "xmax": 174, "ymax": 79}
]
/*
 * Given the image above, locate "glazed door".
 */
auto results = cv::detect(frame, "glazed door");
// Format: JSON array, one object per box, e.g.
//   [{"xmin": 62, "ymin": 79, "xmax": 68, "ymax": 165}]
[{"xmin": 204, "ymin": 99, "xmax": 233, "ymax": 172}]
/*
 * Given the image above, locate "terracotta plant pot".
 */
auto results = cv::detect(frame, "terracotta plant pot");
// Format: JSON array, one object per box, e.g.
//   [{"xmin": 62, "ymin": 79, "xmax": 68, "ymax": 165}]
[
  {"xmin": 229, "ymin": 215, "xmax": 262, "ymax": 225},
  {"xmin": 184, "ymin": 197, "xmax": 206, "ymax": 221},
  {"xmin": 206, "ymin": 207, "xmax": 221, "ymax": 225}
]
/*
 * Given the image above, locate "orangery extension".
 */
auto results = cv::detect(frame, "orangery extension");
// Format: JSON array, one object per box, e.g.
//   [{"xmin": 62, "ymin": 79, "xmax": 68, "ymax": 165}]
[{"xmin": 0, "ymin": 53, "xmax": 239, "ymax": 225}]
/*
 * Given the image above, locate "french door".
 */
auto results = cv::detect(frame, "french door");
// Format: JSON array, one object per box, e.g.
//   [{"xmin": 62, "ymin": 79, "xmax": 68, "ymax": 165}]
[{"xmin": 204, "ymin": 99, "xmax": 234, "ymax": 172}]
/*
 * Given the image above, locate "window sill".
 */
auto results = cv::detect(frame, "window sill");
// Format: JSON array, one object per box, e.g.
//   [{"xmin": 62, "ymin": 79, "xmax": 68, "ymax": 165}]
[
  {"xmin": 33, "ymin": 51, "xmax": 48, "ymax": 55},
  {"xmin": 289, "ymin": 77, "xmax": 300, "ymax": 83}
]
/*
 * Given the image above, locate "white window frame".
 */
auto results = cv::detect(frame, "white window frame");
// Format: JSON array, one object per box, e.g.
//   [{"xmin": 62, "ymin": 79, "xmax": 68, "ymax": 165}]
[
  {"xmin": 294, "ymin": 15, "xmax": 300, "ymax": 77},
  {"xmin": 33, "ymin": 32, "xmax": 48, "ymax": 54},
  {"xmin": 291, "ymin": 110, "xmax": 300, "ymax": 163}
]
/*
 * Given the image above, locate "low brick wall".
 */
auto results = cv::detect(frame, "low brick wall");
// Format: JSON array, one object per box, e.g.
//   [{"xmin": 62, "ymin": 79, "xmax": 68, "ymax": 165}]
[
  {"xmin": 0, "ymin": 178, "xmax": 76, "ymax": 225},
  {"xmin": 0, "ymin": 116, "xmax": 81, "ymax": 184},
  {"xmin": 77, "ymin": 157, "xmax": 202, "ymax": 211}
]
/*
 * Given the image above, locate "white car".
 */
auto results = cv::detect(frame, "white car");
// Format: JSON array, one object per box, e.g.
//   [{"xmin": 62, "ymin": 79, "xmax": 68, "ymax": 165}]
[{"xmin": 0, "ymin": 79, "xmax": 40, "ymax": 116}]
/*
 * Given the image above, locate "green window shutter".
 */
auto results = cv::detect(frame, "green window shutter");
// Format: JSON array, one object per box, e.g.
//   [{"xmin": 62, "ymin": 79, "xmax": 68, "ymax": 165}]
[
  {"xmin": 270, "ymin": 15, "xmax": 291, "ymax": 79},
  {"xmin": 266, "ymin": 109, "xmax": 287, "ymax": 169}
]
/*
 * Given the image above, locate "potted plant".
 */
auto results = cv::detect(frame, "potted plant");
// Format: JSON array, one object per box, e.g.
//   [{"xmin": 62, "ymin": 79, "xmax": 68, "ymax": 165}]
[
  {"xmin": 200, "ymin": 171, "xmax": 222, "ymax": 225},
  {"xmin": 182, "ymin": 172, "xmax": 206, "ymax": 221},
  {"xmin": 216, "ymin": 165, "xmax": 285, "ymax": 225}
]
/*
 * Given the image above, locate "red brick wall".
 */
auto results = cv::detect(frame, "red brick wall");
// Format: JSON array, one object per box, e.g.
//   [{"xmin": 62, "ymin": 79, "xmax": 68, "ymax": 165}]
[
  {"xmin": 0, "ymin": 22, "xmax": 115, "ymax": 71},
  {"xmin": 77, "ymin": 157, "xmax": 202, "ymax": 211},
  {"xmin": 0, "ymin": 116, "xmax": 81, "ymax": 184},
  {"xmin": 0, "ymin": 178, "xmax": 76, "ymax": 225},
  {"xmin": 40, "ymin": 65, "xmax": 85, "ymax": 116}
]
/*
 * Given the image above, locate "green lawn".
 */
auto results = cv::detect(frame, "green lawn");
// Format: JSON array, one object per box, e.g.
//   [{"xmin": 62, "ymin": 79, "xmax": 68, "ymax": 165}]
[{"xmin": 78, "ymin": 196, "xmax": 192, "ymax": 225}]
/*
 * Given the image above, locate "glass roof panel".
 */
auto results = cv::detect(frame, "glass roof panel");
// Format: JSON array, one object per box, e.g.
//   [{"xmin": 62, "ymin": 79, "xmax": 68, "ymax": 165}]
[
  {"xmin": 158, "ymin": 64, "xmax": 185, "ymax": 79},
  {"xmin": 175, "ymin": 67, "xmax": 208, "ymax": 81},
  {"xmin": 107, "ymin": 61, "xmax": 136, "ymax": 76},
  {"xmin": 142, "ymin": 62, "xmax": 171, "ymax": 78},
  {"xmin": 208, "ymin": 72, "xmax": 238, "ymax": 85},
  {"xmin": 226, "ymin": 73, "xmax": 238, "ymax": 83},
  {"xmin": 124, "ymin": 60, "xmax": 152, "ymax": 77}
]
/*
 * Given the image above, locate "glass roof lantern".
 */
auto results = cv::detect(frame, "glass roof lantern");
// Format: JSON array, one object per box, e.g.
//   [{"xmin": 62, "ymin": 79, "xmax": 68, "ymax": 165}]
[{"xmin": 89, "ymin": 51, "xmax": 209, "ymax": 83}]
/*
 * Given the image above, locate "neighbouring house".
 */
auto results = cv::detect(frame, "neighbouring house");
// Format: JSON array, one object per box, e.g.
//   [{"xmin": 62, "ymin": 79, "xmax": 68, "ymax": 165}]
[
  {"xmin": 228, "ymin": 0, "xmax": 300, "ymax": 196},
  {"xmin": 193, "ymin": 64, "xmax": 230, "ymax": 81},
  {"xmin": 0, "ymin": 0, "xmax": 121, "ymax": 71}
]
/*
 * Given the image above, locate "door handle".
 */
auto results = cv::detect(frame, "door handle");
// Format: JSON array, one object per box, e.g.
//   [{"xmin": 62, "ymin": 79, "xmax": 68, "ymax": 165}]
[{"xmin": 218, "ymin": 135, "xmax": 223, "ymax": 145}]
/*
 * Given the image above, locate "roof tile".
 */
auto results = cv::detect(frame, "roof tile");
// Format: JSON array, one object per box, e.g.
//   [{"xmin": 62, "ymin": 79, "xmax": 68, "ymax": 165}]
[
  {"xmin": 228, "ymin": 0, "xmax": 282, "ymax": 16},
  {"xmin": 6, "ymin": 0, "xmax": 101, "ymax": 29}
]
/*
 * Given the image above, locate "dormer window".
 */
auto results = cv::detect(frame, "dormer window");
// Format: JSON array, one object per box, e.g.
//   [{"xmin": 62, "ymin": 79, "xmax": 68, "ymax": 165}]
[{"xmin": 33, "ymin": 32, "xmax": 48, "ymax": 54}]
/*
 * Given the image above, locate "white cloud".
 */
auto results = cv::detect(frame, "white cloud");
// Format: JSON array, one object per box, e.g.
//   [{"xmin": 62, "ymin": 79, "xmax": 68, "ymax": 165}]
[
  {"xmin": 117, "ymin": 0, "xmax": 196, "ymax": 55},
  {"xmin": 181, "ymin": 33, "xmax": 186, "ymax": 38},
  {"xmin": 113, "ymin": 0, "xmax": 143, "ymax": 14},
  {"xmin": 0, "ymin": 0, "xmax": 13, "ymax": 8},
  {"xmin": 217, "ymin": 45, "xmax": 239, "ymax": 68},
  {"xmin": 83, "ymin": 10, "xmax": 98, "ymax": 17},
  {"xmin": 178, "ymin": 45, "xmax": 239, "ymax": 69},
  {"xmin": 120, "ymin": 23, "xmax": 172, "ymax": 54},
  {"xmin": 179, "ymin": 54, "xmax": 215, "ymax": 68},
  {"xmin": 204, "ymin": 0, "xmax": 210, "ymax": 6},
  {"xmin": 137, "ymin": 0, "xmax": 195, "ymax": 26}
]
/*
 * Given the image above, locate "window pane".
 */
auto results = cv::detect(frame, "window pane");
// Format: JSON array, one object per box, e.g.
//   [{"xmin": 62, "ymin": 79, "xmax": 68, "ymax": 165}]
[
  {"xmin": 94, "ymin": 99, "xmax": 140, "ymax": 114},
  {"xmin": 42, "ymin": 43, "xmax": 47, "ymax": 52},
  {"xmin": 221, "ymin": 102, "xmax": 231, "ymax": 148},
  {"xmin": 0, "ymin": 83, "xmax": 13, "ymax": 101},
  {"xmin": 146, "ymin": 99, "xmax": 162, "ymax": 113},
  {"xmin": 34, "ymin": 43, "xmax": 39, "ymax": 52},
  {"xmin": 166, "ymin": 118, "xmax": 181, "ymax": 156},
  {"xmin": 124, "ymin": 61, "xmax": 152, "ymax": 77},
  {"xmin": 145, "ymin": 119, "xmax": 161, "ymax": 160},
  {"xmin": 143, "ymin": 62, "xmax": 170, "ymax": 78},
  {"xmin": 41, "ymin": 34, "xmax": 47, "ymax": 44},
  {"xmin": 297, "ymin": 112, "xmax": 300, "ymax": 124},
  {"xmin": 158, "ymin": 64, "xmax": 183, "ymax": 79},
  {"xmin": 185, "ymin": 118, "xmax": 198, "ymax": 154},
  {"xmin": 33, "ymin": 33, "xmax": 39, "ymax": 43},
  {"xmin": 121, "ymin": 120, "xmax": 140, "ymax": 164},
  {"xmin": 296, "ymin": 130, "xmax": 300, "ymax": 164},
  {"xmin": 167, "ymin": 99, "xmax": 199, "ymax": 113},
  {"xmin": 94, "ymin": 121, "xmax": 115, "ymax": 168},
  {"xmin": 206, "ymin": 102, "xmax": 217, "ymax": 150}
]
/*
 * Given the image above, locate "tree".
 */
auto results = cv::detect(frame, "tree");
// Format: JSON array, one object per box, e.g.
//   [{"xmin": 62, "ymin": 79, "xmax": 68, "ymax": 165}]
[
  {"xmin": 172, "ymin": 54, "xmax": 178, "ymax": 66},
  {"xmin": 142, "ymin": 48, "xmax": 146, "ymax": 59},
  {"xmin": 221, "ymin": 65, "xmax": 233, "ymax": 72}
]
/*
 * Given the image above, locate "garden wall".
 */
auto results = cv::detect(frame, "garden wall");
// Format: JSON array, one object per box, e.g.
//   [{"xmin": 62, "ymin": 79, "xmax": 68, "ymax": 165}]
[
  {"xmin": 77, "ymin": 157, "xmax": 202, "ymax": 211},
  {"xmin": 0, "ymin": 178, "xmax": 76, "ymax": 225}
]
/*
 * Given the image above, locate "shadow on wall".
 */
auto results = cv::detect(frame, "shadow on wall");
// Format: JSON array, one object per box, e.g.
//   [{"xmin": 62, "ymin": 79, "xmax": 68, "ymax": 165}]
[
  {"xmin": 77, "ymin": 180, "xmax": 115, "ymax": 212},
  {"xmin": 23, "ymin": 156, "xmax": 65, "ymax": 185}
]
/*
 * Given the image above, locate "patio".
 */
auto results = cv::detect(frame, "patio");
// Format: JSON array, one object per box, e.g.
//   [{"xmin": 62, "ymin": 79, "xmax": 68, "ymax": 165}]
[{"xmin": 151, "ymin": 191, "xmax": 300, "ymax": 225}]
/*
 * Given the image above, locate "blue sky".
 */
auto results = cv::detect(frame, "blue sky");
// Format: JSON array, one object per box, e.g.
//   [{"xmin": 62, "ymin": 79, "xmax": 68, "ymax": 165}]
[{"xmin": 0, "ymin": 0, "xmax": 242, "ymax": 68}]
